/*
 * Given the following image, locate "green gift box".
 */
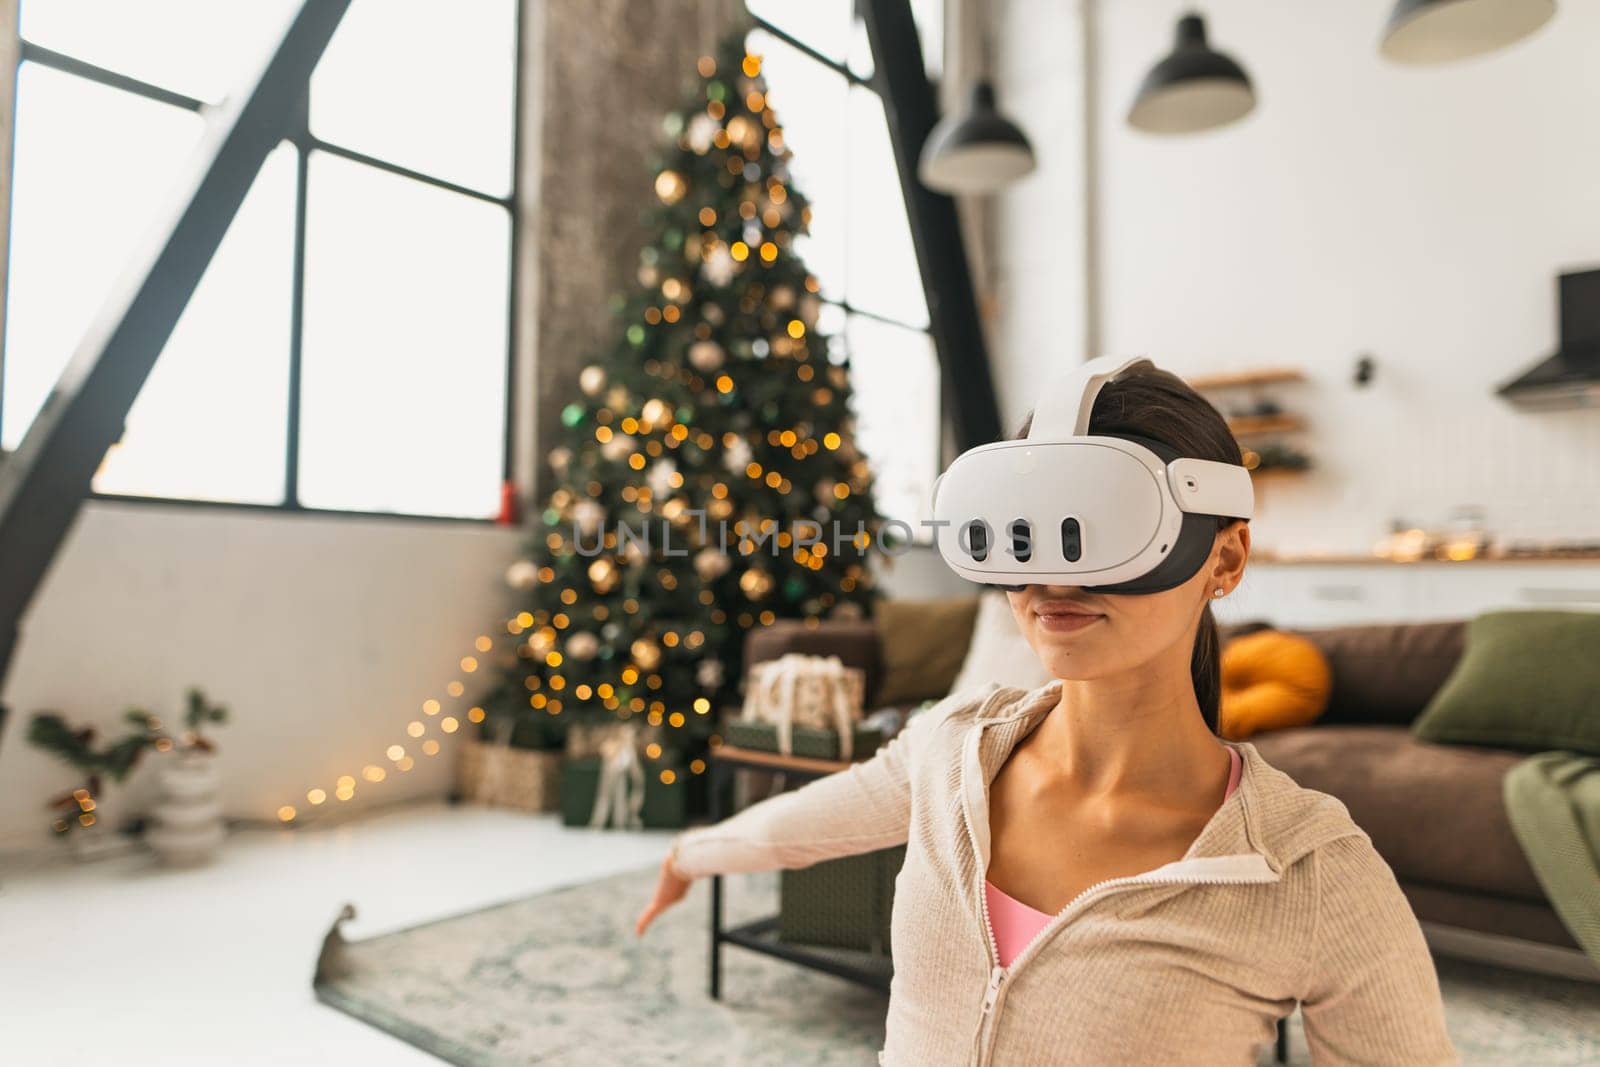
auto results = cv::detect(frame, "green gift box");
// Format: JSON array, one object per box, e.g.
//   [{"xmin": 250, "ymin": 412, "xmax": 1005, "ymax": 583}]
[
  {"xmin": 559, "ymin": 754, "xmax": 688, "ymax": 829},
  {"xmin": 724, "ymin": 718, "xmax": 883, "ymax": 761},
  {"xmin": 779, "ymin": 844, "xmax": 906, "ymax": 955}
]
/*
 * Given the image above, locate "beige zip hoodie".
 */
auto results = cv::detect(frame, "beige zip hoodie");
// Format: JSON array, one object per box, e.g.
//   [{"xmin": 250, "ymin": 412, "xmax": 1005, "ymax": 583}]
[{"xmin": 668, "ymin": 681, "xmax": 1460, "ymax": 1066}]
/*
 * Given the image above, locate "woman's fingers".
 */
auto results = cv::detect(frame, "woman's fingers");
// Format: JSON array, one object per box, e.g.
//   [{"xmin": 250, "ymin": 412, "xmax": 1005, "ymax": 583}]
[{"xmin": 635, "ymin": 855, "xmax": 691, "ymax": 937}]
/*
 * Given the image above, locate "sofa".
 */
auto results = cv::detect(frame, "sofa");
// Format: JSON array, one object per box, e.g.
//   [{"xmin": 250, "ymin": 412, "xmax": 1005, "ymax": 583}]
[{"xmin": 742, "ymin": 613, "xmax": 1600, "ymax": 984}]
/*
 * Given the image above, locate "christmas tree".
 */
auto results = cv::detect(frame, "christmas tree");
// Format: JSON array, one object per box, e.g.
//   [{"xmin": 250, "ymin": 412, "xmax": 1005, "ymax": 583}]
[{"xmin": 483, "ymin": 23, "xmax": 887, "ymax": 797}]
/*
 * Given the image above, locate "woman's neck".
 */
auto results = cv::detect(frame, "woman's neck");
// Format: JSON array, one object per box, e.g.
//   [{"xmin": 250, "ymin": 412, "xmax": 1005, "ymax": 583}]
[{"xmin": 1024, "ymin": 657, "xmax": 1231, "ymax": 811}]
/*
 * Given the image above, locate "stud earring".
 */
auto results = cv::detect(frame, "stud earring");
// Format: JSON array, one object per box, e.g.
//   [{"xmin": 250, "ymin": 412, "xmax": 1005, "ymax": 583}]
[{"xmin": 1213, "ymin": 587, "xmax": 1225, "ymax": 597}]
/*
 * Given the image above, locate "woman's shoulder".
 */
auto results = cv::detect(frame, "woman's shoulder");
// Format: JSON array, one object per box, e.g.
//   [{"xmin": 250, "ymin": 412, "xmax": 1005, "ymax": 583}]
[
  {"xmin": 904, "ymin": 679, "xmax": 1061, "ymax": 735},
  {"xmin": 1234, "ymin": 741, "xmax": 1377, "ymax": 871}
]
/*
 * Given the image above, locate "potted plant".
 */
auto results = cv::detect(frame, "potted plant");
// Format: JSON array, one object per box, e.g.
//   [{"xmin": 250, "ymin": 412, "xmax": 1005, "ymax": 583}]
[
  {"xmin": 129, "ymin": 688, "xmax": 230, "ymax": 866},
  {"xmin": 26, "ymin": 711, "xmax": 152, "ymax": 860}
]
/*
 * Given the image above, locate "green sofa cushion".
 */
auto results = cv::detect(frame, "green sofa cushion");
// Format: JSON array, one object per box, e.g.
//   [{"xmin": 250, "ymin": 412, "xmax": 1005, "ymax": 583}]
[{"xmin": 1411, "ymin": 609, "xmax": 1600, "ymax": 755}]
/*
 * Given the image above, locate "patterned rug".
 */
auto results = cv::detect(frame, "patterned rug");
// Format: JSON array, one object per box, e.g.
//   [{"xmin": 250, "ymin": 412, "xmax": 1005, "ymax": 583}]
[{"xmin": 313, "ymin": 864, "xmax": 1600, "ymax": 1065}]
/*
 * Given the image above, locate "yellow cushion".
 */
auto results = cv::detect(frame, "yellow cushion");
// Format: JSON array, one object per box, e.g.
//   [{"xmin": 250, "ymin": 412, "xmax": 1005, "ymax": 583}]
[{"xmin": 1217, "ymin": 630, "xmax": 1333, "ymax": 740}]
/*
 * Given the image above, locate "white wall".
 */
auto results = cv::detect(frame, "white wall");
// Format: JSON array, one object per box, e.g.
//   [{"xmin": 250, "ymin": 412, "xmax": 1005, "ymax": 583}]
[
  {"xmin": 0, "ymin": 503, "xmax": 525, "ymax": 848},
  {"xmin": 992, "ymin": 0, "xmax": 1600, "ymax": 558}
]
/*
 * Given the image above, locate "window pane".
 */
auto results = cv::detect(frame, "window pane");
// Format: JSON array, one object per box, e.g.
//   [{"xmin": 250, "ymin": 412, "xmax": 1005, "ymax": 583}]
[
  {"xmin": 745, "ymin": 0, "xmax": 852, "ymax": 63},
  {"xmin": 846, "ymin": 315, "xmax": 939, "ymax": 534},
  {"xmin": 847, "ymin": 15, "xmax": 874, "ymax": 80},
  {"xmin": 848, "ymin": 1, "xmax": 943, "ymax": 81},
  {"xmin": 2, "ymin": 62, "xmax": 205, "ymax": 450},
  {"xmin": 299, "ymin": 152, "xmax": 510, "ymax": 518},
  {"xmin": 19, "ymin": 0, "xmax": 299, "ymax": 104},
  {"xmin": 913, "ymin": 0, "xmax": 945, "ymax": 81},
  {"xmin": 747, "ymin": 28, "xmax": 847, "ymax": 303},
  {"xmin": 310, "ymin": 0, "xmax": 517, "ymax": 196},
  {"xmin": 93, "ymin": 144, "xmax": 297, "ymax": 504},
  {"xmin": 847, "ymin": 85, "xmax": 929, "ymax": 328}
]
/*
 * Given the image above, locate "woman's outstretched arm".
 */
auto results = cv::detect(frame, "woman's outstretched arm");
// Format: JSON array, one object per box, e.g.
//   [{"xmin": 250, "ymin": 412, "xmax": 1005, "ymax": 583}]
[
  {"xmin": 664, "ymin": 691, "xmax": 962, "ymax": 880},
  {"xmin": 1297, "ymin": 832, "xmax": 1460, "ymax": 1065}
]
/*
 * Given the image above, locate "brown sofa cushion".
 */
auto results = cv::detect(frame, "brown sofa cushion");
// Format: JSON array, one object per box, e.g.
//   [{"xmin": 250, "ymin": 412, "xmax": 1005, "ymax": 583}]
[
  {"xmin": 874, "ymin": 596, "xmax": 981, "ymax": 706},
  {"xmin": 1250, "ymin": 725, "xmax": 1546, "ymax": 904},
  {"xmin": 1289, "ymin": 619, "xmax": 1467, "ymax": 726}
]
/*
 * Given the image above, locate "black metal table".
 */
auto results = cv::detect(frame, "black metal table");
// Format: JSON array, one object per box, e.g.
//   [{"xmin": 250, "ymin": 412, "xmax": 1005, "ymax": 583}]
[{"xmin": 707, "ymin": 744, "xmax": 895, "ymax": 998}]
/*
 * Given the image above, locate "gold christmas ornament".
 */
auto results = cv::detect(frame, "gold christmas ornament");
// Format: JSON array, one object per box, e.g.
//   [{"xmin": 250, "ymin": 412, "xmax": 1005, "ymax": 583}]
[
  {"xmin": 529, "ymin": 628, "xmax": 557, "ymax": 656},
  {"xmin": 654, "ymin": 169, "xmax": 687, "ymax": 204},
  {"xmin": 739, "ymin": 567, "xmax": 773, "ymax": 600},
  {"xmin": 631, "ymin": 637, "xmax": 663, "ymax": 671},
  {"xmin": 641, "ymin": 398, "xmax": 671, "ymax": 425},
  {"xmin": 588, "ymin": 557, "xmax": 619, "ymax": 593}
]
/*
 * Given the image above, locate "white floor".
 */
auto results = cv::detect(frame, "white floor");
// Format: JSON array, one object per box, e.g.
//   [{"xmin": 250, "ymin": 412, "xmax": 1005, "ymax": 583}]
[{"xmin": 0, "ymin": 802, "xmax": 674, "ymax": 1066}]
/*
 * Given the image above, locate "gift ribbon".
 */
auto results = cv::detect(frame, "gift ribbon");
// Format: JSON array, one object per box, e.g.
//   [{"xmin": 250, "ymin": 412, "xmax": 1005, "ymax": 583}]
[
  {"xmin": 587, "ymin": 727, "xmax": 646, "ymax": 831},
  {"xmin": 741, "ymin": 653, "xmax": 862, "ymax": 761}
]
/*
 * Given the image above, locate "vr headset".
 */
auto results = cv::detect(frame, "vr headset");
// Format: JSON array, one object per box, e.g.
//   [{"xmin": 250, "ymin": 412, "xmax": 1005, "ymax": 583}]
[{"xmin": 930, "ymin": 354, "xmax": 1253, "ymax": 594}]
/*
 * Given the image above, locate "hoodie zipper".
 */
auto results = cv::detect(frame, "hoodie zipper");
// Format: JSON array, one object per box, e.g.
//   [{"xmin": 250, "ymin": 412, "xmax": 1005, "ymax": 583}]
[{"xmin": 960, "ymin": 707, "xmax": 1279, "ymax": 1067}]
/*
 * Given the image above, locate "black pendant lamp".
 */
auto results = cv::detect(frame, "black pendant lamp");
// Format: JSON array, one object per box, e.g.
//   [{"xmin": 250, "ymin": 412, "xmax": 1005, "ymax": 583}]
[
  {"xmin": 1127, "ymin": 13, "xmax": 1256, "ymax": 136},
  {"xmin": 918, "ymin": 2, "xmax": 1035, "ymax": 194},
  {"xmin": 918, "ymin": 81, "xmax": 1036, "ymax": 194},
  {"xmin": 1379, "ymin": 0, "xmax": 1556, "ymax": 64}
]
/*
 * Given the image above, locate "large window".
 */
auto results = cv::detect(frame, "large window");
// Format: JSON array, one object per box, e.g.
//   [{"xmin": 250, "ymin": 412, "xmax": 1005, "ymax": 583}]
[
  {"xmin": 0, "ymin": 0, "xmax": 520, "ymax": 521},
  {"xmin": 744, "ymin": 0, "xmax": 944, "ymax": 532}
]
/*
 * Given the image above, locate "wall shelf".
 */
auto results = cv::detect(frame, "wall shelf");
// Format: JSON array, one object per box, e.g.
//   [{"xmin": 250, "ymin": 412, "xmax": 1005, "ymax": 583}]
[
  {"xmin": 1228, "ymin": 414, "xmax": 1306, "ymax": 436},
  {"xmin": 1187, "ymin": 367, "xmax": 1306, "ymax": 390}
]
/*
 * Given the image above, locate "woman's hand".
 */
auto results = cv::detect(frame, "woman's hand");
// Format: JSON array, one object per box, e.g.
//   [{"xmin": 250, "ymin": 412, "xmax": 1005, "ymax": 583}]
[{"xmin": 635, "ymin": 848, "xmax": 693, "ymax": 937}]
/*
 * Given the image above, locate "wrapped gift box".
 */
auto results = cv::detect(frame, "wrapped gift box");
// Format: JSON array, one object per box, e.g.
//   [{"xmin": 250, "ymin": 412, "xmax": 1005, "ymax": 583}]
[
  {"xmin": 559, "ymin": 754, "xmax": 688, "ymax": 829},
  {"xmin": 457, "ymin": 739, "xmax": 562, "ymax": 813},
  {"xmin": 779, "ymin": 844, "xmax": 907, "ymax": 955},
  {"xmin": 723, "ymin": 718, "xmax": 883, "ymax": 762}
]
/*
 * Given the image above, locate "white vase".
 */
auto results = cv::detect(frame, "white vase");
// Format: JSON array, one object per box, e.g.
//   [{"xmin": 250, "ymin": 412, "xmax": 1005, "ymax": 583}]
[{"xmin": 145, "ymin": 750, "xmax": 226, "ymax": 866}]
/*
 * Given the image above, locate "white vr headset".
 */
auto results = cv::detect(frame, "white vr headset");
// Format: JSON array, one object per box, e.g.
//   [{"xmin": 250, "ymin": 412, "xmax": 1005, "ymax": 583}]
[{"xmin": 930, "ymin": 354, "xmax": 1253, "ymax": 594}]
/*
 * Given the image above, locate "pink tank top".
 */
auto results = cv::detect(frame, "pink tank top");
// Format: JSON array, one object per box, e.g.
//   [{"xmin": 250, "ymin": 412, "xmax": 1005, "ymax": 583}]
[{"xmin": 984, "ymin": 744, "xmax": 1243, "ymax": 968}]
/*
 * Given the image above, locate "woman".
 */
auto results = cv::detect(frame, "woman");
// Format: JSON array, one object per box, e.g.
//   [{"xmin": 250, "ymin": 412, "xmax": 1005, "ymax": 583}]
[{"xmin": 635, "ymin": 365, "xmax": 1459, "ymax": 1066}]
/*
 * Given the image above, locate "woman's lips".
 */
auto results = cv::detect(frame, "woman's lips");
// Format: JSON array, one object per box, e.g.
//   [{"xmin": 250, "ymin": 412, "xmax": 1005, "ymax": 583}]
[{"xmin": 1034, "ymin": 607, "xmax": 1105, "ymax": 633}]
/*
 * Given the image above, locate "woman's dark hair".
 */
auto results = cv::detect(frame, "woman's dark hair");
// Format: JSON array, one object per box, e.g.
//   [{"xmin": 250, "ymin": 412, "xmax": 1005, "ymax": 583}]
[{"xmin": 1015, "ymin": 363, "xmax": 1247, "ymax": 734}]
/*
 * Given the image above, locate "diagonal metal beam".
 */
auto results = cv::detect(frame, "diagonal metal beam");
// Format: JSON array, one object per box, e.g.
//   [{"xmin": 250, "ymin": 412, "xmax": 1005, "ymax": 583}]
[
  {"xmin": 858, "ymin": 0, "xmax": 1002, "ymax": 452},
  {"xmin": 0, "ymin": 0, "xmax": 352, "ymax": 752}
]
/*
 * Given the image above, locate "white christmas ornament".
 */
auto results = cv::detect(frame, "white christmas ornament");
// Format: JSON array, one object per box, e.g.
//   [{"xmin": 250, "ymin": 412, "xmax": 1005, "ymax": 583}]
[
  {"xmin": 703, "ymin": 245, "xmax": 736, "ymax": 287},
  {"xmin": 572, "ymin": 499, "xmax": 605, "ymax": 535},
  {"xmin": 694, "ymin": 547, "xmax": 732, "ymax": 581},
  {"xmin": 688, "ymin": 340, "xmax": 725, "ymax": 372},
  {"xmin": 601, "ymin": 432, "xmax": 636, "ymax": 463},
  {"xmin": 722, "ymin": 435, "xmax": 754, "ymax": 474},
  {"xmin": 687, "ymin": 112, "xmax": 718, "ymax": 154},
  {"xmin": 697, "ymin": 659, "xmax": 724, "ymax": 689},
  {"xmin": 579, "ymin": 365, "xmax": 606, "ymax": 396},
  {"xmin": 566, "ymin": 631, "xmax": 600, "ymax": 661},
  {"xmin": 506, "ymin": 559, "xmax": 539, "ymax": 591},
  {"xmin": 646, "ymin": 459, "xmax": 677, "ymax": 499}
]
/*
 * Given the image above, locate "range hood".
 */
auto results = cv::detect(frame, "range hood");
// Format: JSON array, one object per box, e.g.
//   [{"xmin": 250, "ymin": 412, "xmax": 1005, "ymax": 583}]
[{"xmin": 1496, "ymin": 268, "xmax": 1600, "ymax": 411}]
